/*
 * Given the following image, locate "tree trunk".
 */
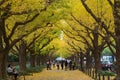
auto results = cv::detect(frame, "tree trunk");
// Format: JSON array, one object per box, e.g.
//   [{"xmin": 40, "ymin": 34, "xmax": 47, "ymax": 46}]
[
  {"xmin": 30, "ymin": 50, "xmax": 35, "ymax": 67},
  {"xmin": 0, "ymin": 15, "xmax": 8, "ymax": 79},
  {"xmin": 75, "ymin": 54, "xmax": 80, "ymax": 69},
  {"xmin": 19, "ymin": 40, "xmax": 27, "ymax": 71},
  {"xmin": 115, "ymin": 54, "xmax": 120, "ymax": 79},
  {"xmin": 0, "ymin": 51, "xmax": 8, "ymax": 79},
  {"xmin": 93, "ymin": 48, "xmax": 101, "ymax": 79},
  {"xmin": 93, "ymin": 52, "xmax": 101, "ymax": 73},
  {"xmin": 80, "ymin": 52, "xmax": 84, "ymax": 71},
  {"xmin": 40, "ymin": 55, "xmax": 44, "ymax": 65},
  {"xmin": 41, "ymin": 55, "xmax": 47, "ymax": 65},
  {"xmin": 114, "ymin": 0, "xmax": 120, "ymax": 79},
  {"xmin": 36, "ymin": 54, "xmax": 40, "ymax": 66},
  {"xmin": 86, "ymin": 53, "xmax": 92, "ymax": 69},
  {"xmin": 92, "ymin": 27, "xmax": 101, "ymax": 78}
]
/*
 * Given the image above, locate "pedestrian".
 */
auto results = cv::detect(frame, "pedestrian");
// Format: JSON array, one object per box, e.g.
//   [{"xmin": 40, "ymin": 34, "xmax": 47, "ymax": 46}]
[
  {"xmin": 65, "ymin": 60, "xmax": 68, "ymax": 71},
  {"xmin": 61, "ymin": 60, "xmax": 64, "ymax": 70},
  {"xmin": 69, "ymin": 60, "xmax": 72, "ymax": 70},
  {"xmin": 46, "ymin": 61, "xmax": 50, "ymax": 70},
  {"xmin": 56, "ymin": 61, "xmax": 60, "ymax": 70},
  {"xmin": 46, "ymin": 60, "xmax": 52, "ymax": 70},
  {"xmin": 49, "ymin": 60, "xmax": 52, "ymax": 70},
  {"xmin": 52, "ymin": 60, "xmax": 55, "ymax": 68}
]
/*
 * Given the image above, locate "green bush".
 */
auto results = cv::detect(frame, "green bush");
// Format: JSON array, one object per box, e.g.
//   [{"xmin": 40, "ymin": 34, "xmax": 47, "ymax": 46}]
[
  {"xmin": 98, "ymin": 70, "xmax": 115, "ymax": 76},
  {"xmin": 15, "ymin": 65, "xmax": 45, "ymax": 76},
  {"xmin": 26, "ymin": 66, "xmax": 45, "ymax": 73},
  {"xmin": 8, "ymin": 54, "xmax": 19, "ymax": 62}
]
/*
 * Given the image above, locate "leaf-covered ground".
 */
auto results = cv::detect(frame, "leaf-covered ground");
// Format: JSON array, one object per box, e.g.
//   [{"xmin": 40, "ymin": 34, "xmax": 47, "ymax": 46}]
[{"xmin": 21, "ymin": 68, "xmax": 93, "ymax": 80}]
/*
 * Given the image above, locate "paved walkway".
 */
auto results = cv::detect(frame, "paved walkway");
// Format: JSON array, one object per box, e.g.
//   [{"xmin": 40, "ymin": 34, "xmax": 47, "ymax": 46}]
[{"xmin": 21, "ymin": 68, "xmax": 93, "ymax": 80}]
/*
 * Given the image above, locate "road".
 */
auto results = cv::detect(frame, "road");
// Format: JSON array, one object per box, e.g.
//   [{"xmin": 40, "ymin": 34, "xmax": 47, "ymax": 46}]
[{"xmin": 21, "ymin": 68, "xmax": 93, "ymax": 80}]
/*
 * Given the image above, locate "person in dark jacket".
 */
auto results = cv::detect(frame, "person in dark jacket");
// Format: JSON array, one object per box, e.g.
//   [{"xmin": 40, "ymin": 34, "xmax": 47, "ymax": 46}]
[
  {"xmin": 65, "ymin": 60, "xmax": 68, "ymax": 71},
  {"xmin": 69, "ymin": 61, "xmax": 72, "ymax": 70}
]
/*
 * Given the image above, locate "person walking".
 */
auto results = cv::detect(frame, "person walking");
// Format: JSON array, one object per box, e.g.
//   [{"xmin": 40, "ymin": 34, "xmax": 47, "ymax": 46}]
[
  {"xmin": 56, "ymin": 61, "xmax": 60, "ymax": 70},
  {"xmin": 46, "ymin": 61, "xmax": 50, "ymax": 70},
  {"xmin": 61, "ymin": 60, "xmax": 64, "ymax": 70},
  {"xmin": 46, "ymin": 60, "xmax": 52, "ymax": 70},
  {"xmin": 69, "ymin": 60, "xmax": 72, "ymax": 70},
  {"xmin": 52, "ymin": 60, "xmax": 55, "ymax": 68},
  {"xmin": 65, "ymin": 60, "xmax": 68, "ymax": 71}
]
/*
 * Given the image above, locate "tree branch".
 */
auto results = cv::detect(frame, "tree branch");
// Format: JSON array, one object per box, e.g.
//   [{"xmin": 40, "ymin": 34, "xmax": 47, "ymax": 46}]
[
  {"xmin": 8, "ymin": 34, "xmax": 28, "ymax": 51},
  {"xmin": 7, "ymin": 0, "xmax": 52, "ymax": 17},
  {"xmin": 71, "ymin": 14, "xmax": 93, "ymax": 31},
  {"xmin": 26, "ymin": 28, "xmax": 51, "ymax": 49},
  {"xmin": 65, "ymin": 22, "xmax": 93, "ymax": 49},
  {"xmin": 27, "ymin": 33, "xmax": 43, "ymax": 49},
  {"xmin": 0, "ymin": 0, "xmax": 6, "ymax": 6},
  {"xmin": 65, "ymin": 39, "xmax": 79, "ymax": 53},
  {"xmin": 107, "ymin": 0, "xmax": 113, "ymax": 9},
  {"xmin": 86, "ymin": 29, "xmax": 94, "ymax": 43},
  {"xmin": 7, "ymin": 13, "xmax": 39, "ymax": 40},
  {"xmin": 80, "ymin": 0, "xmax": 115, "ymax": 39},
  {"xmin": 8, "ymin": 24, "xmax": 46, "ymax": 51}
]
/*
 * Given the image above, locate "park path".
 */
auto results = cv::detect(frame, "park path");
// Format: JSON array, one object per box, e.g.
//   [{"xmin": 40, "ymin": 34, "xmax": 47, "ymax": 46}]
[{"xmin": 21, "ymin": 68, "xmax": 93, "ymax": 80}]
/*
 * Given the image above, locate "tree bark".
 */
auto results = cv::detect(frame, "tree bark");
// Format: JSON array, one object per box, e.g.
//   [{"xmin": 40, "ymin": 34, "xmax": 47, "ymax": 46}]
[
  {"xmin": 30, "ymin": 50, "xmax": 35, "ymax": 67},
  {"xmin": 19, "ymin": 40, "xmax": 27, "ymax": 71},
  {"xmin": 80, "ymin": 52, "xmax": 84, "ymax": 71},
  {"xmin": 43, "ymin": 54, "xmax": 48, "ymax": 64},
  {"xmin": 75, "ymin": 54, "xmax": 79, "ymax": 69},
  {"xmin": 92, "ymin": 26, "xmax": 101, "ymax": 78},
  {"xmin": 0, "ymin": 23, "xmax": 8, "ymax": 79},
  {"xmin": 86, "ymin": 53, "xmax": 92, "ymax": 69},
  {"xmin": 114, "ymin": 0, "xmax": 120, "ymax": 79},
  {"xmin": 0, "ymin": 51, "xmax": 8, "ymax": 79},
  {"xmin": 36, "ymin": 54, "xmax": 40, "ymax": 66},
  {"xmin": 93, "ymin": 51, "xmax": 101, "ymax": 72}
]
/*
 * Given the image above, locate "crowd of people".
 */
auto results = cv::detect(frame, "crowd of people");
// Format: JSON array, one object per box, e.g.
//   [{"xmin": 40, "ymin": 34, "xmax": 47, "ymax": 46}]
[{"xmin": 46, "ymin": 59, "xmax": 76, "ymax": 71}]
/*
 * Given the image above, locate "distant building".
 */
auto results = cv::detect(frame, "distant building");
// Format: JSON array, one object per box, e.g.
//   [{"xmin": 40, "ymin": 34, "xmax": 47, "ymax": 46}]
[{"xmin": 101, "ymin": 55, "xmax": 115, "ymax": 62}]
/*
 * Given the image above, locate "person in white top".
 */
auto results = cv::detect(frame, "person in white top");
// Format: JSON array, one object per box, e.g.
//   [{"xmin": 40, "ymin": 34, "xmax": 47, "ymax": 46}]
[
  {"xmin": 7, "ymin": 64, "xmax": 18, "ymax": 80},
  {"xmin": 7, "ymin": 64, "xmax": 13, "ymax": 75}
]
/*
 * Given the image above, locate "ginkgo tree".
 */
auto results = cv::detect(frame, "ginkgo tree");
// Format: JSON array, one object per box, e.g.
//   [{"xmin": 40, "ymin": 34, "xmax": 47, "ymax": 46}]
[
  {"xmin": 50, "ymin": 1, "xmax": 109, "ymax": 78},
  {"xmin": 1, "ymin": 0, "xmax": 118, "ymax": 79},
  {"xmin": 68, "ymin": 0, "xmax": 113, "ymax": 78},
  {"xmin": 78, "ymin": 0, "xmax": 120, "ymax": 79},
  {"xmin": 54, "ymin": 17, "xmax": 88, "ymax": 70},
  {"xmin": 0, "ymin": 0, "xmax": 54, "ymax": 78},
  {"xmin": 0, "ymin": 0, "xmax": 72, "ymax": 78}
]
